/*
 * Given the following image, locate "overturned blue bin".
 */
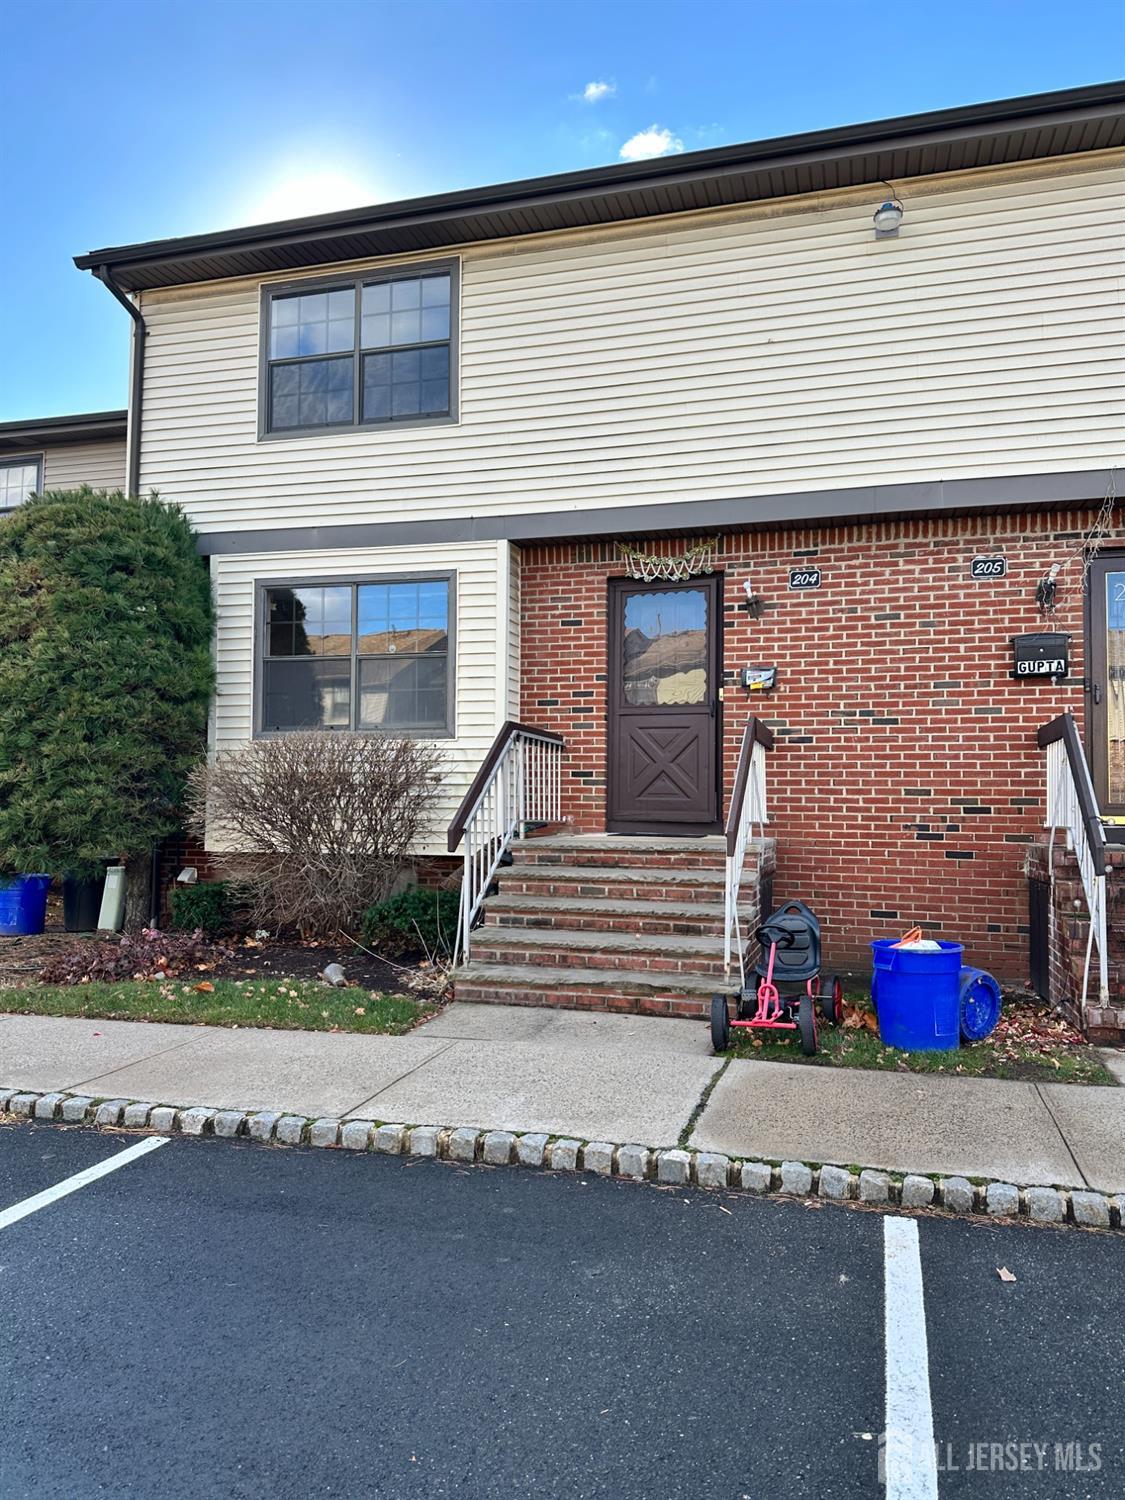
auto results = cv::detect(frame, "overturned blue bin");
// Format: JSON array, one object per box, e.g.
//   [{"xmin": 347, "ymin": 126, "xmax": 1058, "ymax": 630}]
[
  {"xmin": 871, "ymin": 938, "xmax": 963, "ymax": 1051},
  {"xmin": 958, "ymin": 967, "xmax": 1002, "ymax": 1043}
]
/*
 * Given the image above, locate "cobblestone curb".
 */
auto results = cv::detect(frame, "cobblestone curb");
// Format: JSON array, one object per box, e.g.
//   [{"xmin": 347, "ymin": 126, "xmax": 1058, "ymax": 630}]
[{"xmin": 1, "ymin": 1087, "xmax": 1118, "ymax": 1232}]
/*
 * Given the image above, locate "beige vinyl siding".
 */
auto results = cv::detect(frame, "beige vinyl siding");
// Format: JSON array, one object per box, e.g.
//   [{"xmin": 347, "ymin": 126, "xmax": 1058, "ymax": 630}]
[
  {"xmin": 138, "ymin": 151, "xmax": 1125, "ymax": 536},
  {"xmin": 43, "ymin": 439, "xmax": 126, "ymax": 491},
  {"xmin": 210, "ymin": 538, "xmax": 512, "ymax": 856}
]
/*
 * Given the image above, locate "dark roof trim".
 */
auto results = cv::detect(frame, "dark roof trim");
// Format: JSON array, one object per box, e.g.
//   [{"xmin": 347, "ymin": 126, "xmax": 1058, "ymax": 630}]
[
  {"xmin": 194, "ymin": 468, "xmax": 1114, "ymax": 557},
  {"xmin": 76, "ymin": 81, "xmax": 1125, "ymax": 292},
  {"xmin": 0, "ymin": 410, "xmax": 127, "ymax": 451}
]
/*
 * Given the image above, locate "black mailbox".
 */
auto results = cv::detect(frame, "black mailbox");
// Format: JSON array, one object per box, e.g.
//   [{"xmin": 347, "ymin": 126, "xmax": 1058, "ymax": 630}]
[{"xmin": 1011, "ymin": 632, "xmax": 1070, "ymax": 680}]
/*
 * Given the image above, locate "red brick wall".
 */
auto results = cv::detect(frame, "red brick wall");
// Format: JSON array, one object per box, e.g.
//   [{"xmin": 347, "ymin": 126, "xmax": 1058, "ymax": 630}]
[{"xmin": 520, "ymin": 509, "xmax": 1117, "ymax": 978}]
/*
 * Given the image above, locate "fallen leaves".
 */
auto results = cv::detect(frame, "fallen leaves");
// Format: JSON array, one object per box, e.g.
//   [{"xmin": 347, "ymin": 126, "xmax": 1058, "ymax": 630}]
[
  {"xmin": 842, "ymin": 1002, "xmax": 879, "ymax": 1034},
  {"xmin": 193, "ymin": 981, "xmax": 215, "ymax": 993}
]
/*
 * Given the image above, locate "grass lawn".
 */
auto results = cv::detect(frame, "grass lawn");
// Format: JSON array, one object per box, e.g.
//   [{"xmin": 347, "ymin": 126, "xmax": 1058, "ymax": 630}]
[
  {"xmin": 723, "ymin": 994, "xmax": 1117, "ymax": 1086},
  {"xmin": 0, "ymin": 977, "xmax": 429, "ymax": 1035}
]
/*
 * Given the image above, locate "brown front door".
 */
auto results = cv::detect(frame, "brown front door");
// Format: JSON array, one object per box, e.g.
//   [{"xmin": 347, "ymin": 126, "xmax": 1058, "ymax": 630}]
[
  {"xmin": 607, "ymin": 575, "xmax": 721, "ymax": 833},
  {"xmin": 1088, "ymin": 555, "xmax": 1125, "ymax": 830}
]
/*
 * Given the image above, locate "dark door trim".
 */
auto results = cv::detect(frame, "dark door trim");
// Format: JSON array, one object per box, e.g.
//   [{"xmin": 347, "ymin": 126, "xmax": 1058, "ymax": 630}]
[
  {"xmin": 605, "ymin": 573, "xmax": 723, "ymax": 836},
  {"xmin": 1087, "ymin": 552, "xmax": 1125, "ymax": 831}
]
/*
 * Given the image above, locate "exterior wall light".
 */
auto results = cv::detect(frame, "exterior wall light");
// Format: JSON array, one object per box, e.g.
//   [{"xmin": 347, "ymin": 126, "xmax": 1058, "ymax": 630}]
[{"xmin": 873, "ymin": 197, "xmax": 904, "ymax": 238}]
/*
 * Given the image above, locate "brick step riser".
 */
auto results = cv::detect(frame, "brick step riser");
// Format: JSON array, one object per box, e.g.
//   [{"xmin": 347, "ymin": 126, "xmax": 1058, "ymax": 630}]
[
  {"xmin": 482, "ymin": 909, "xmax": 733, "ymax": 937},
  {"xmin": 469, "ymin": 941, "xmax": 728, "ymax": 977},
  {"xmin": 496, "ymin": 875, "xmax": 729, "ymax": 902},
  {"xmin": 511, "ymin": 848, "xmax": 733, "ymax": 872},
  {"xmin": 451, "ymin": 979, "xmax": 711, "ymax": 1019}
]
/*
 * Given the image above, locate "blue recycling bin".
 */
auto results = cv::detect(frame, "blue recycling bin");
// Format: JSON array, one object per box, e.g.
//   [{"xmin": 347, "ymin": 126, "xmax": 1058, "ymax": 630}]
[
  {"xmin": 871, "ymin": 938, "xmax": 963, "ymax": 1051},
  {"xmin": 0, "ymin": 874, "xmax": 52, "ymax": 936},
  {"xmin": 958, "ymin": 967, "xmax": 1002, "ymax": 1043}
]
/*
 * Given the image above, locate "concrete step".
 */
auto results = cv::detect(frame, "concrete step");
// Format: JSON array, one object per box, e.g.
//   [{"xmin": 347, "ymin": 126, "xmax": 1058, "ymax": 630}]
[
  {"xmin": 482, "ymin": 892, "xmax": 753, "ymax": 938},
  {"xmin": 451, "ymin": 961, "xmax": 724, "ymax": 1018},
  {"xmin": 470, "ymin": 924, "xmax": 730, "ymax": 977},
  {"xmin": 496, "ymin": 863, "xmax": 729, "ymax": 903},
  {"xmin": 511, "ymin": 833, "xmax": 731, "ymax": 872}
]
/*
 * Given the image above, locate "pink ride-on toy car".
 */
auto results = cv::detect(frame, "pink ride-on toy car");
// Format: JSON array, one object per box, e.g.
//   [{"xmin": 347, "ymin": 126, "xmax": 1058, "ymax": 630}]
[{"xmin": 711, "ymin": 900, "xmax": 842, "ymax": 1056}]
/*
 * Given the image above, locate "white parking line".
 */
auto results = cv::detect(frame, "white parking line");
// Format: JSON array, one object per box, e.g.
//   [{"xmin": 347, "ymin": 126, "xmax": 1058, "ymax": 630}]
[
  {"xmin": 883, "ymin": 1215, "xmax": 939, "ymax": 1499},
  {"xmin": 0, "ymin": 1136, "xmax": 169, "ymax": 1231}
]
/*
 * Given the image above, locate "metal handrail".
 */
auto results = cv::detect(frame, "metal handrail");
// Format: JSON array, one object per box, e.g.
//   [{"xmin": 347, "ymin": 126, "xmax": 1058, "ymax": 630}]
[
  {"xmin": 1037, "ymin": 712, "xmax": 1109, "ymax": 1007},
  {"xmin": 724, "ymin": 716, "xmax": 774, "ymax": 985},
  {"xmin": 447, "ymin": 721, "xmax": 564, "ymax": 964}
]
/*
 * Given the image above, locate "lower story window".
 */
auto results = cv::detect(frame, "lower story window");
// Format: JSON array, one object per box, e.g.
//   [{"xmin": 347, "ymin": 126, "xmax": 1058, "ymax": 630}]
[{"xmin": 260, "ymin": 576, "xmax": 451, "ymax": 734}]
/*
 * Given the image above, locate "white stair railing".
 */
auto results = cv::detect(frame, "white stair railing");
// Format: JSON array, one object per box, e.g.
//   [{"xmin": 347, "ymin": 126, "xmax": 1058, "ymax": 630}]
[
  {"xmin": 1039, "ymin": 712, "xmax": 1109, "ymax": 1008},
  {"xmin": 724, "ymin": 717, "xmax": 774, "ymax": 986},
  {"xmin": 447, "ymin": 722, "xmax": 564, "ymax": 964}
]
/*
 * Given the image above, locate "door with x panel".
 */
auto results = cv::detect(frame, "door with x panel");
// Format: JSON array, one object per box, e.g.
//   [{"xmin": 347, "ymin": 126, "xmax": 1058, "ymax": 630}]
[{"xmin": 607, "ymin": 575, "xmax": 721, "ymax": 833}]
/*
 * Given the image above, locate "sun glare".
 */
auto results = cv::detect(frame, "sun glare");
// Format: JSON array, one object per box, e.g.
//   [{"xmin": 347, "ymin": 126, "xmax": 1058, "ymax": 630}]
[{"xmin": 243, "ymin": 167, "xmax": 382, "ymax": 226}]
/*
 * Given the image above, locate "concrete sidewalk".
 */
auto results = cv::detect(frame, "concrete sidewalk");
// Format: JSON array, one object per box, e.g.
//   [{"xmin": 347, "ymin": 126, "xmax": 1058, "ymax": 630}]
[{"xmin": 2, "ymin": 1002, "xmax": 1123, "ymax": 1191}]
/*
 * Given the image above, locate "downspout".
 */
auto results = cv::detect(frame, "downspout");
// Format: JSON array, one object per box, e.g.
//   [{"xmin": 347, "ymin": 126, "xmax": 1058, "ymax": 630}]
[
  {"xmin": 93, "ymin": 265, "xmax": 159, "ymax": 922},
  {"xmin": 92, "ymin": 265, "xmax": 145, "ymax": 497}
]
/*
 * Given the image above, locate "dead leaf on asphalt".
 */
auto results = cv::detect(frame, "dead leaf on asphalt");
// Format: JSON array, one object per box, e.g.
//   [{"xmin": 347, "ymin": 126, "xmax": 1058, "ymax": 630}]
[{"xmin": 997, "ymin": 1266, "xmax": 1017, "ymax": 1283}]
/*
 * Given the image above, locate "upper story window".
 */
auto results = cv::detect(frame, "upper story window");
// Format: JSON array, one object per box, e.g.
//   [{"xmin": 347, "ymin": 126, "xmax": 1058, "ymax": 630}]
[
  {"xmin": 0, "ymin": 457, "xmax": 42, "ymax": 509},
  {"xmin": 260, "ymin": 262, "xmax": 458, "ymax": 438}
]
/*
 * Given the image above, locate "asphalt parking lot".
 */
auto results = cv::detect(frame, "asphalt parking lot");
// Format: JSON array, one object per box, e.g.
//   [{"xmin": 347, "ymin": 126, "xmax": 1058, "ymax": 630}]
[{"xmin": 0, "ymin": 1123, "xmax": 1120, "ymax": 1499}]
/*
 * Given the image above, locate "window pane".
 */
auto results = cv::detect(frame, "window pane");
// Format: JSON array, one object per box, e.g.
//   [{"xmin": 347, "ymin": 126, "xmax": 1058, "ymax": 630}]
[
  {"xmin": 391, "ymin": 278, "xmax": 421, "ymax": 310},
  {"xmin": 392, "ymin": 348, "xmax": 420, "ymax": 383},
  {"xmin": 263, "ymin": 659, "xmax": 352, "ymax": 731},
  {"xmin": 361, "ymin": 312, "xmax": 391, "ymax": 349},
  {"xmin": 299, "ymin": 321, "xmax": 328, "ymax": 356},
  {"xmin": 420, "ymin": 346, "xmax": 447, "ymax": 380},
  {"xmin": 270, "ymin": 356, "xmax": 354, "ymax": 430},
  {"xmin": 390, "ymin": 309, "xmax": 421, "ymax": 345},
  {"xmin": 358, "ymin": 655, "xmax": 447, "ymax": 730},
  {"xmin": 361, "ymin": 346, "xmax": 448, "ymax": 423},
  {"xmin": 363, "ymin": 383, "xmax": 391, "ymax": 421},
  {"xmin": 392, "ymin": 383, "xmax": 421, "ymax": 418},
  {"xmin": 622, "ymin": 588, "xmax": 708, "ymax": 706},
  {"xmin": 421, "ymin": 275, "xmax": 450, "ymax": 307},
  {"xmin": 420, "ymin": 305, "xmax": 449, "ymax": 341},
  {"xmin": 358, "ymin": 580, "xmax": 448, "ymax": 655},
  {"xmin": 271, "ymin": 326, "xmax": 300, "ymax": 360},
  {"xmin": 279, "ymin": 584, "xmax": 353, "ymax": 656},
  {"xmin": 416, "ymin": 580, "xmax": 449, "ymax": 631},
  {"xmin": 419, "ymin": 378, "xmax": 449, "ymax": 414},
  {"xmin": 270, "ymin": 288, "xmax": 354, "ymax": 361},
  {"xmin": 361, "ymin": 276, "xmax": 450, "ymax": 349},
  {"xmin": 268, "ymin": 588, "xmax": 298, "ymax": 623}
]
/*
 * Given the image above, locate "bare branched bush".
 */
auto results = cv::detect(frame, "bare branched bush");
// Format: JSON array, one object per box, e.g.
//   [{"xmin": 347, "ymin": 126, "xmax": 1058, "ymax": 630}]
[{"xmin": 187, "ymin": 733, "xmax": 443, "ymax": 938}]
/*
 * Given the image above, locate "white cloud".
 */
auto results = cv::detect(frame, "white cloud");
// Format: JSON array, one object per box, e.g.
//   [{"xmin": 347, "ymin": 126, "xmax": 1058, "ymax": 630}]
[
  {"xmin": 581, "ymin": 80, "xmax": 615, "ymax": 103},
  {"xmin": 619, "ymin": 125, "xmax": 684, "ymax": 161}
]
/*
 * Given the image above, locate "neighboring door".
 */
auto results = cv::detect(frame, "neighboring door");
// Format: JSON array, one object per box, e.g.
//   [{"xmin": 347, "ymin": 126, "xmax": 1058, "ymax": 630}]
[
  {"xmin": 606, "ymin": 575, "xmax": 721, "ymax": 833},
  {"xmin": 1088, "ymin": 555, "xmax": 1125, "ymax": 829}
]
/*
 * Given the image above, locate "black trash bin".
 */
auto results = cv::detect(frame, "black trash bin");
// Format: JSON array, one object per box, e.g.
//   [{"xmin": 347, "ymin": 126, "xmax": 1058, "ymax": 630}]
[{"xmin": 63, "ymin": 874, "xmax": 106, "ymax": 932}]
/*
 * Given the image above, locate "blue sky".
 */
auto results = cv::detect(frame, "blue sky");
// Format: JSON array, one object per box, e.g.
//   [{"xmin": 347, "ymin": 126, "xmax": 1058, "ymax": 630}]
[{"xmin": 4, "ymin": 0, "xmax": 1123, "ymax": 418}]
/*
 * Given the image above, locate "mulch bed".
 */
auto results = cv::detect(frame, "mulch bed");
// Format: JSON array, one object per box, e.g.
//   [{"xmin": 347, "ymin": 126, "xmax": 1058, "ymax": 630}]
[
  {"xmin": 208, "ymin": 935, "xmax": 419, "ymax": 996},
  {"xmin": 0, "ymin": 928, "xmax": 431, "ymax": 999}
]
